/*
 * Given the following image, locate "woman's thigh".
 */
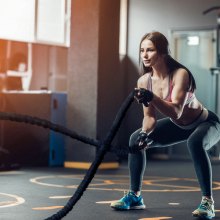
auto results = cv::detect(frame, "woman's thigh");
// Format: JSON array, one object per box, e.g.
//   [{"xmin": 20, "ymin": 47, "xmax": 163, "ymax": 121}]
[
  {"xmin": 188, "ymin": 120, "xmax": 220, "ymax": 151},
  {"xmin": 148, "ymin": 118, "xmax": 192, "ymax": 148}
]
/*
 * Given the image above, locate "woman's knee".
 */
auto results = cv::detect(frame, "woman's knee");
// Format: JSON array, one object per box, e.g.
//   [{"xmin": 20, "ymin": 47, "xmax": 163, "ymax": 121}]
[
  {"xmin": 129, "ymin": 128, "xmax": 141, "ymax": 148},
  {"xmin": 187, "ymin": 136, "xmax": 208, "ymax": 154}
]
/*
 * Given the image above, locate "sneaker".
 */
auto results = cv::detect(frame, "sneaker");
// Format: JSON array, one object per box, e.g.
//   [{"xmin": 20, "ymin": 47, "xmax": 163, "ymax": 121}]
[
  {"xmin": 110, "ymin": 191, "xmax": 146, "ymax": 210},
  {"xmin": 192, "ymin": 198, "xmax": 215, "ymax": 219}
]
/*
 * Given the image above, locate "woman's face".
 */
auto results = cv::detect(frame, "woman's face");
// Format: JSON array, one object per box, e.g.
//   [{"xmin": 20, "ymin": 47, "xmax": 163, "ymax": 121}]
[{"xmin": 140, "ymin": 38, "xmax": 160, "ymax": 67}]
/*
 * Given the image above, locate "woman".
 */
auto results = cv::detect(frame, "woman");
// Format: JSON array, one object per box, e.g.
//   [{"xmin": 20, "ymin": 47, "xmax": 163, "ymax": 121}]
[{"xmin": 110, "ymin": 31, "xmax": 220, "ymax": 220}]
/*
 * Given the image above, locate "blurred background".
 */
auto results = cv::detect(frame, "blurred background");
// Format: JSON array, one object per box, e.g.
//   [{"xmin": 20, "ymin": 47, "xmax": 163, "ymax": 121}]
[{"xmin": 0, "ymin": 0, "xmax": 219, "ymax": 169}]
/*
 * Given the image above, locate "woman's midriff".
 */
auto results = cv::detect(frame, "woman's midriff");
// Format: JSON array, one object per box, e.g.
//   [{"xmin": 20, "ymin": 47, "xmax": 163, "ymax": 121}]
[{"xmin": 171, "ymin": 98, "xmax": 204, "ymax": 126}]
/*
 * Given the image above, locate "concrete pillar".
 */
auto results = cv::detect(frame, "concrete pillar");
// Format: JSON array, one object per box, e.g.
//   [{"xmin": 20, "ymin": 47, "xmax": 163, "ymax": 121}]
[{"xmin": 65, "ymin": 0, "xmax": 121, "ymax": 169}]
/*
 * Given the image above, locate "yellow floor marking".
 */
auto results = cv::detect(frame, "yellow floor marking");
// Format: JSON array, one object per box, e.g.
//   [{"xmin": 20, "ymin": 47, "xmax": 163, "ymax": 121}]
[
  {"xmin": 86, "ymin": 187, "xmax": 193, "ymax": 192},
  {"xmin": 30, "ymin": 175, "xmax": 114, "ymax": 188},
  {"xmin": 95, "ymin": 200, "xmax": 180, "ymax": 206},
  {"xmin": 30, "ymin": 174, "xmax": 220, "ymax": 192},
  {"xmin": 168, "ymin": 203, "xmax": 180, "ymax": 205},
  {"xmin": 0, "ymin": 201, "xmax": 15, "ymax": 205},
  {"xmin": 138, "ymin": 217, "xmax": 172, "ymax": 220},
  {"xmin": 96, "ymin": 200, "xmax": 118, "ymax": 204},
  {"xmin": 150, "ymin": 183, "xmax": 199, "ymax": 190},
  {"xmin": 104, "ymin": 180, "xmax": 115, "ymax": 184},
  {"xmin": 0, "ymin": 193, "xmax": 25, "ymax": 208},
  {"xmin": 30, "ymin": 175, "xmax": 65, "ymax": 188},
  {"xmin": 32, "ymin": 206, "xmax": 64, "ymax": 210},
  {"xmin": 64, "ymin": 161, "xmax": 119, "ymax": 169},
  {"xmin": 0, "ymin": 171, "xmax": 25, "ymax": 175},
  {"xmin": 49, "ymin": 196, "xmax": 71, "ymax": 199},
  {"xmin": 144, "ymin": 178, "xmax": 180, "ymax": 183}
]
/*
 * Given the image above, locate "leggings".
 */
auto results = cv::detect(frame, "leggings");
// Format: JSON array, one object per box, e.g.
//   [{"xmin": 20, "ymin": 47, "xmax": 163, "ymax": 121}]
[{"xmin": 128, "ymin": 110, "xmax": 220, "ymax": 196}]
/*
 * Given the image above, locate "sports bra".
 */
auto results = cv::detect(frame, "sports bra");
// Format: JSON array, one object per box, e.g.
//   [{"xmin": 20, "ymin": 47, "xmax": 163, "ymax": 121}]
[{"xmin": 146, "ymin": 73, "xmax": 195, "ymax": 105}]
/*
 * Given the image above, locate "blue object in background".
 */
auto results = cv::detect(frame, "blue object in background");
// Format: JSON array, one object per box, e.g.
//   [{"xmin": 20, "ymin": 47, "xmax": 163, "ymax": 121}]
[{"xmin": 49, "ymin": 92, "xmax": 67, "ymax": 166}]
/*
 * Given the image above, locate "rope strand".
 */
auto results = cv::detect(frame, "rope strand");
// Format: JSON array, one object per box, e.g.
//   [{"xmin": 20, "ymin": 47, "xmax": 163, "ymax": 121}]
[{"xmin": 0, "ymin": 91, "xmax": 135, "ymax": 220}]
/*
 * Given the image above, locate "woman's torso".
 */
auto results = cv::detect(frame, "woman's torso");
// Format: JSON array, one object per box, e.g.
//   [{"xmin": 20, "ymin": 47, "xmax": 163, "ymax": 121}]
[{"xmin": 145, "ymin": 72, "xmax": 204, "ymax": 126}]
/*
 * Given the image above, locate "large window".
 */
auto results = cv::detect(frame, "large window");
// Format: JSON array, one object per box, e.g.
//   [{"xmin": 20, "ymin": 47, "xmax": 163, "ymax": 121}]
[
  {"xmin": 119, "ymin": 0, "xmax": 128, "ymax": 56},
  {"xmin": 0, "ymin": 0, "xmax": 71, "ymax": 47}
]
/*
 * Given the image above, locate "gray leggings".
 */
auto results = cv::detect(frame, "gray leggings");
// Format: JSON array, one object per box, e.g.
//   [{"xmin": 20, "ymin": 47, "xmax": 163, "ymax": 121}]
[{"xmin": 128, "ymin": 110, "xmax": 220, "ymax": 196}]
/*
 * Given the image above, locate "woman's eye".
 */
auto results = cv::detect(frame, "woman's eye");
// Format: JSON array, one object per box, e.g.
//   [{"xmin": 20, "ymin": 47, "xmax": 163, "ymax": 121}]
[{"xmin": 140, "ymin": 48, "xmax": 155, "ymax": 53}]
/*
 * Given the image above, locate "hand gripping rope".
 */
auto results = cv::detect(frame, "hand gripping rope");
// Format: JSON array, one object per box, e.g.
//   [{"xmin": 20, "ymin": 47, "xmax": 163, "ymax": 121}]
[{"xmin": 0, "ymin": 91, "xmax": 136, "ymax": 220}]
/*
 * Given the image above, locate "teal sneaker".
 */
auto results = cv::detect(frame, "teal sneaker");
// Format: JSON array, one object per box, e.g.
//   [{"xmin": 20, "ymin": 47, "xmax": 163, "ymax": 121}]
[
  {"xmin": 192, "ymin": 198, "xmax": 215, "ymax": 219},
  {"xmin": 110, "ymin": 191, "xmax": 146, "ymax": 210}
]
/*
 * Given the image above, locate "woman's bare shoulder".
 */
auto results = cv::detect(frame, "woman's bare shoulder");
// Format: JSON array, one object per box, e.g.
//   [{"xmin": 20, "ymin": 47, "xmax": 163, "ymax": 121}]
[
  {"xmin": 172, "ymin": 68, "xmax": 190, "ymax": 85},
  {"xmin": 137, "ymin": 73, "xmax": 151, "ymax": 88},
  {"xmin": 172, "ymin": 68, "xmax": 189, "ymax": 79}
]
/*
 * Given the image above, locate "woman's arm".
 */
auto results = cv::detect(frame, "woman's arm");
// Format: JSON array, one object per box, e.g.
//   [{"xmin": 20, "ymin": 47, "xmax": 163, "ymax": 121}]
[
  {"xmin": 137, "ymin": 75, "xmax": 157, "ymax": 133},
  {"xmin": 142, "ymin": 104, "xmax": 157, "ymax": 133}
]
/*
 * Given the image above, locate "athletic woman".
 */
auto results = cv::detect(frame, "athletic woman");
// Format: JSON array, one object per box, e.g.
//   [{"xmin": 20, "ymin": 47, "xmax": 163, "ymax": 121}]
[{"xmin": 111, "ymin": 31, "xmax": 220, "ymax": 220}]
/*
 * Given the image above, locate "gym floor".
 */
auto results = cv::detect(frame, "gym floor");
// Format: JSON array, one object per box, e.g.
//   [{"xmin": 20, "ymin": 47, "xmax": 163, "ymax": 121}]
[{"xmin": 1, "ymin": 159, "xmax": 220, "ymax": 220}]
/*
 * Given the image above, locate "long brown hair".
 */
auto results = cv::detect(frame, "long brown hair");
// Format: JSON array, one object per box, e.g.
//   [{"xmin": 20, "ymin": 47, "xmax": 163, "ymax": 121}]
[{"xmin": 139, "ymin": 31, "xmax": 196, "ymax": 92}]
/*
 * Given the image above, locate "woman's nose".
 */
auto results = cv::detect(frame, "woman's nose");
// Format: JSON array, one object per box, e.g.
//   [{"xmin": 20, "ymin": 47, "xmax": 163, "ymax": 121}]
[{"xmin": 142, "ymin": 51, "xmax": 148, "ymax": 58}]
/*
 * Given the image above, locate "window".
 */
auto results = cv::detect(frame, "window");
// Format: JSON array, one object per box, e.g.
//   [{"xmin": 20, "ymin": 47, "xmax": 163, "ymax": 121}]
[
  {"xmin": 0, "ymin": 0, "xmax": 71, "ymax": 47},
  {"xmin": 119, "ymin": 0, "xmax": 128, "ymax": 55}
]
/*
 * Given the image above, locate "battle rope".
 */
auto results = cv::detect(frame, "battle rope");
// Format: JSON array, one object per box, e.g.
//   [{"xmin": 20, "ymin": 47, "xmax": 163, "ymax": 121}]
[
  {"xmin": 0, "ymin": 111, "xmax": 135, "ymax": 156},
  {"xmin": 0, "ymin": 112, "xmax": 100, "ymax": 147},
  {"xmin": 44, "ymin": 91, "xmax": 135, "ymax": 220},
  {"xmin": 0, "ymin": 91, "xmax": 135, "ymax": 219}
]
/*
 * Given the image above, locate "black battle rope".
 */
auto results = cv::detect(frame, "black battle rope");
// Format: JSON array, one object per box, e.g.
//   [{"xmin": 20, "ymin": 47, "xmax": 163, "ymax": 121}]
[
  {"xmin": 0, "ymin": 112, "xmax": 136, "ymax": 156},
  {"xmin": 0, "ymin": 91, "xmax": 136, "ymax": 219},
  {"xmin": 44, "ymin": 91, "xmax": 135, "ymax": 220},
  {"xmin": 0, "ymin": 112, "xmax": 100, "ymax": 147}
]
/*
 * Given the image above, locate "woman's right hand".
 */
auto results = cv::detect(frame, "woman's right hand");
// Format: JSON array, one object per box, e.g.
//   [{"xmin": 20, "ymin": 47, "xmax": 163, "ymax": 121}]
[{"xmin": 134, "ymin": 88, "xmax": 153, "ymax": 107}]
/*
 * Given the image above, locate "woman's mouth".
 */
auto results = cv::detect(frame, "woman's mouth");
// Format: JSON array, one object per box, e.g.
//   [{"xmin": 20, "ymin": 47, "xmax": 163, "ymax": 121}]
[{"xmin": 143, "ymin": 60, "xmax": 150, "ymax": 64}]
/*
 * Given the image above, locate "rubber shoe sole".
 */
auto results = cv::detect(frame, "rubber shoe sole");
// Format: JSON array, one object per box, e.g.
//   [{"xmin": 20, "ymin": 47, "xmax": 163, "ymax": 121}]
[
  {"xmin": 111, "ymin": 204, "xmax": 146, "ymax": 210},
  {"xmin": 192, "ymin": 212, "xmax": 215, "ymax": 220}
]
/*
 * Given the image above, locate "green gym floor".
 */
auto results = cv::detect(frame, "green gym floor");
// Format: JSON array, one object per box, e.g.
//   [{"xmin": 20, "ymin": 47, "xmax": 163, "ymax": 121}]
[{"xmin": 1, "ymin": 160, "xmax": 220, "ymax": 220}]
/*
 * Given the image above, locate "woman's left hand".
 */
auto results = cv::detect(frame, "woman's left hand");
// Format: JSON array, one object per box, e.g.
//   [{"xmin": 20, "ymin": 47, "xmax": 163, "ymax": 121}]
[{"xmin": 135, "ymin": 131, "xmax": 153, "ymax": 150}]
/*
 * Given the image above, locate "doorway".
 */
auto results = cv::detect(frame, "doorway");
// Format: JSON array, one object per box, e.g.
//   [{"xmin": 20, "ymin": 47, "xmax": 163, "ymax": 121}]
[
  {"xmin": 169, "ymin": 28, "xmax": 219, "ymax": 159},
  {"xmin": 171, "ymin": 29, "xmax": 217, "ymax": 112}
]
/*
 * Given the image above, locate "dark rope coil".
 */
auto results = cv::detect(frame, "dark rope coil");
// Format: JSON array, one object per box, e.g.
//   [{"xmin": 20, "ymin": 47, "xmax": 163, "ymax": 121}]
[
  {"xmin": 0, "ymin": 111, "xmax": 101, "ymax": 147},
  {"xmin": 0, "ymin": 91, "xmax": 135, "ymax": 219},
  {"xmin": 44, "ymin": 91, "xmax": 135, "ymax": 220},
  {"xmin": 0, "ymin": 111, "xmax": 137, "ymax": 156}
]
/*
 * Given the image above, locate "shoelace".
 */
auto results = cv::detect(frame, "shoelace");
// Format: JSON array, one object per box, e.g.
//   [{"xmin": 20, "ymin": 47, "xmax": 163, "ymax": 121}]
[
  {"xmin": 200, "ymin": 200, "xmax": 213, "ymax": 212},
  {"xmin": 123, "ymin": 191, "xmax": 135, "ymax": 196},
  {"xmin": 123, "ymin": 191, "xmax": 129, "ymax": 197},
  {"xmin": 123, "ymin": 191, "xmax": 137, "ymax": 202},
  {"xmin": 122, "ymin": 191, "xmax": 129, "ymax": 202}
]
